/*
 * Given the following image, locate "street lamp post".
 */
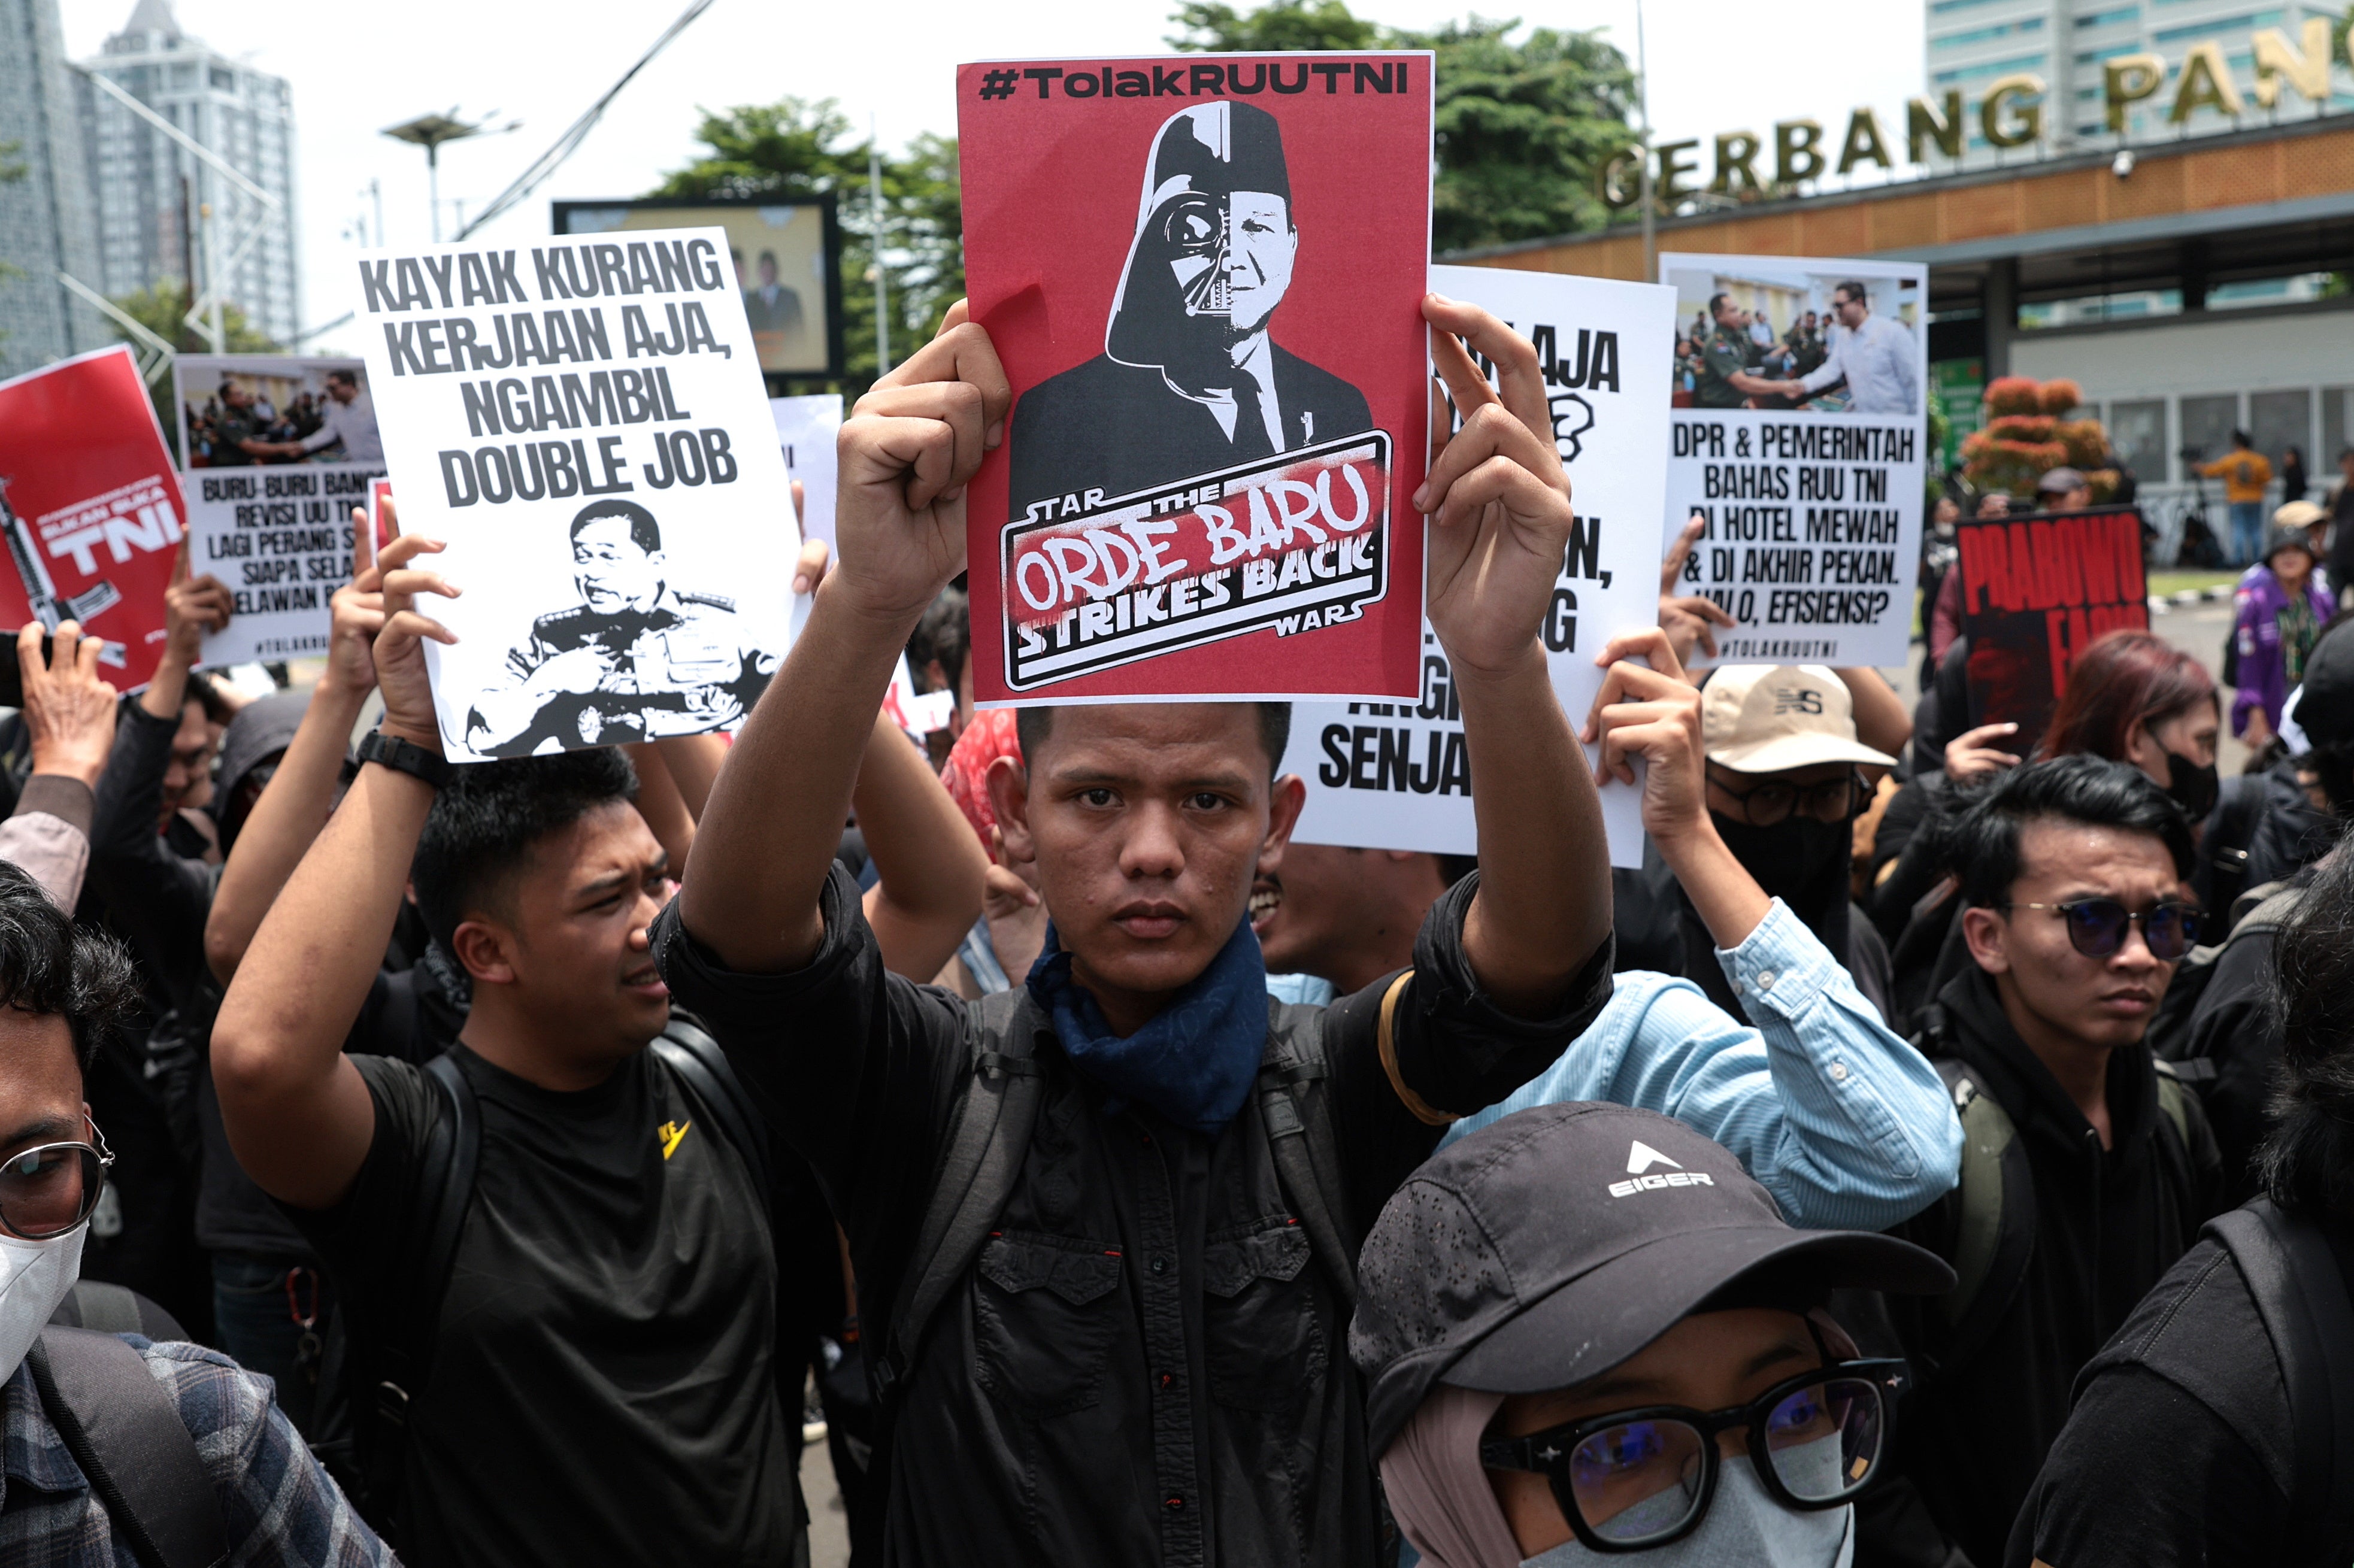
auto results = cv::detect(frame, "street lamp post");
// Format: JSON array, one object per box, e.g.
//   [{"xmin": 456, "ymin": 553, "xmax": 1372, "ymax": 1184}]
[{"xmin": 381, "ymin": 111, "xmax": 507, "ymax": 242}]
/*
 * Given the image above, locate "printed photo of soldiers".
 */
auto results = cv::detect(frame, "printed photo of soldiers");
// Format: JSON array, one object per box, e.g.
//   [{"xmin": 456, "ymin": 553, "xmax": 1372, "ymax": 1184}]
[
  {"xmin": 1006, "ymin": 99, "xmax": 1374, "ymax": 519},
  {"xmin": 465, "ymin": 498, "xmax": 778, "ymax": 757}
]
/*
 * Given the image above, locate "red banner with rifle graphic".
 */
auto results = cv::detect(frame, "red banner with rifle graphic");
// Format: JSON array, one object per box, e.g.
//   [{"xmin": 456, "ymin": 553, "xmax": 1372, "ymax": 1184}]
[{"xmin": 0, "ymin": 347, "xmax": 187, "ymax": 690}]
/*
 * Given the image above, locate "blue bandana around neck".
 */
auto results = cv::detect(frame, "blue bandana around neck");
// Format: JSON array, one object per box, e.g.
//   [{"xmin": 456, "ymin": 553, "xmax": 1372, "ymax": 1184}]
[{"xmin": 1025, "ymin": 915, "xmax": 1269, "ymax": 1136}]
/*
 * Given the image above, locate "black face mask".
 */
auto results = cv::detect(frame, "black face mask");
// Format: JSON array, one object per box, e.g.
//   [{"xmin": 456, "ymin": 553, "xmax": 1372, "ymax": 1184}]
[{"xmin": 2164, "ymin": 750, "xmax": 2219, "ymax": 821}]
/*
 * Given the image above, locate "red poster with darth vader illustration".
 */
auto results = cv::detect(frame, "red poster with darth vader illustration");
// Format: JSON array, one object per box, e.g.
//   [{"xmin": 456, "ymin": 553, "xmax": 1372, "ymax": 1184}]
[{"xmin": 958, "ymin": 55, "xmax": 1432, "ymax": 705}]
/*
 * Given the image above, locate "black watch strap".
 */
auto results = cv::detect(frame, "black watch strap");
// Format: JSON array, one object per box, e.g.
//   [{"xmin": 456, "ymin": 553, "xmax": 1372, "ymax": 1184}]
[{"xmin": 357, "ymin": 729, "xmax": 453, "ymax": 790}]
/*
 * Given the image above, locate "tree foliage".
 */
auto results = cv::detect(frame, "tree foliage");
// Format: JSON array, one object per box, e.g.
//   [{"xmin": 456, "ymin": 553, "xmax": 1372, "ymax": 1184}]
[
  {"xmin": 653, "ymin": 97, "xmax": 962, "ymax": 393},
  {"xmin": 1171, "ymin": 1, "xmax": 1637, "ymax": 252},
  {"xmin": 110, "ymin": 281, "xmax": 279, "ymax": 353}
]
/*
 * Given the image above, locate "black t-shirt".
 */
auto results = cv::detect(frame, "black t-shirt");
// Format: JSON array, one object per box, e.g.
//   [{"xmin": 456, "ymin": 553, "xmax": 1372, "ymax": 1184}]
[
  {"xmin": 2007, "ymin": 1237, "xmax": 2291, "ymax": 1567},
  {"xmin": 289, "ymin": 1045, "xmax": 797, "ymax": 1568}
]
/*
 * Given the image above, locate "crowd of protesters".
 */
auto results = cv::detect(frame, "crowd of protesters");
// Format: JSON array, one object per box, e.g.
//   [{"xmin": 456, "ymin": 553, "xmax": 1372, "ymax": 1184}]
[{"xmin": 0, "ymin": 290, "xmax": 2345, "ymax": 1568}]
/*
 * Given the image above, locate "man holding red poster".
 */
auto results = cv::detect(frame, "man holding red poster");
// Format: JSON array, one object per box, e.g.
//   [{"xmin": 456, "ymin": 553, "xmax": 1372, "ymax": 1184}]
[
  {"xmin": 0, "ymin": 347, "xmax": 192, "ymax": 690},
  {"xmin": 958, "ymin": 54, "xmax": 1432, "ymax": 704}
]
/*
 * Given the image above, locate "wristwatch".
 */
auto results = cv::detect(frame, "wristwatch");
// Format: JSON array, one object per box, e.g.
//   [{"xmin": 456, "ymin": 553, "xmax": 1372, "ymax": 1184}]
[{"xmin": 356, "ymin": 729, "xmax": 453, "ymax": 790}]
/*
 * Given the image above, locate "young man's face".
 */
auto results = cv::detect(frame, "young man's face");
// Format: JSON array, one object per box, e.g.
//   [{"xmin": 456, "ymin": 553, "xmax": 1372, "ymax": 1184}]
[
  {"xmin": 993, "ymin": 704, "xmax": 1300, "ymax": 1026},
  {"xmin": 572, "ymin": 518, "xmax": 664, "ymax": 614},
  {"xmin": 1964, "ymin": 818, "xmax": 2185, "ymax": 1052},
  {"xmin": 463, "ymin": 802, "xmax": 674, "ymax": 1057},
  {"xmin": 1487, "ymin": 1308, "xmax": 1828, "ymax": 1555},
  {"xmin": 1253, "ymin": 843, "xmax": 1435, "ymax": 984},
  {"xmin": 160, "ymin": 699, "xmax": 217, "ymax": 821},
  {"xmin": 758, "ymin": 254, "xmax": 779, "ymax": 287},
  {"xmin": 1832, "ymin": 290, "xmax": 1866, "ymax": 326}
]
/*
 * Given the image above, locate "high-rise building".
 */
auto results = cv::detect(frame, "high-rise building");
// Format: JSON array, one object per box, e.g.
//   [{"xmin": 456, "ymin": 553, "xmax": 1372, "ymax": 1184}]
[
  {"xmin": 77, "ymin": 0, "xmax": 300, "ymax": 346},
  {"xmin": 0, "ymin": 0, "xmax": 106, "ymax": 373},
  {"xmin": 1925, "ymin": 0, "xmax": 2354, "ymax": 163}
]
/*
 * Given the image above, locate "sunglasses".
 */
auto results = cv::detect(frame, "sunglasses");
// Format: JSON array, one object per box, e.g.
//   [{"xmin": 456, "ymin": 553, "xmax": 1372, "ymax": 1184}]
[
  {"xmin": 1480, "ymin": 1359, "xmax": 1908, "ymax": 1554},
  {"xmin": 0, "ymin": 1118, "xmax": 112, "ymax": 1241},
  {"xmin": 2006, "ymin": 899, "xmax": 2200, "ymax": 962}
]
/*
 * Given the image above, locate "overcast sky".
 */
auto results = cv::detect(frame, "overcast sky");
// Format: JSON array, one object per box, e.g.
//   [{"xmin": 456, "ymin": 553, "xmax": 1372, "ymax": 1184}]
[{"xmin": 57, "ymin": 0, "xmax": 1926, "ymax": 356}]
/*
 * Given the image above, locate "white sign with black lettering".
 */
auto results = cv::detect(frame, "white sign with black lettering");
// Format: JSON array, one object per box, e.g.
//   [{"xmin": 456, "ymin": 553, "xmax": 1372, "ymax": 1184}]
[
  {"xmin": 770, "ymin": 395, "xmax": 841, "ymax": 545},
  {"xmin": 353, "ymin": 229, "xmax": 800, "ymax": 761},
  {"xmin": 1279, "ymin": 265, "xmax": 1671, "ymax": 868},
  {"xmin": 171, "ymin": 354, "xmax": 385, "ymax": 665},
  {"xmin": 1661, "ymin": 251, "xmax": 1925, "ymax": 668}
]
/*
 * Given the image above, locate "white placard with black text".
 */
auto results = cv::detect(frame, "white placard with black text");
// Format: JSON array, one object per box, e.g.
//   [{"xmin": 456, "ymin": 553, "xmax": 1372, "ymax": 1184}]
[
  {"xmin": 1661, "ymin": 251, "xmax": 1926, "ymax": 669},
  {"xmin": 352, "ymin": 229, "xmax": 799, "ymax": 761},
  {"xmin": 1279, "ymin": 265, "xmax": 1673, "ymax": 869}
]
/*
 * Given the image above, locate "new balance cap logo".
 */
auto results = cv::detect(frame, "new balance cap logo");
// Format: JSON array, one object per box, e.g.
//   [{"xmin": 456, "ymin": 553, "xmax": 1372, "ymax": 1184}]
[{"xmin": 1608, "ymin": 1139, "xmax": 1715, "ymax": 1199}]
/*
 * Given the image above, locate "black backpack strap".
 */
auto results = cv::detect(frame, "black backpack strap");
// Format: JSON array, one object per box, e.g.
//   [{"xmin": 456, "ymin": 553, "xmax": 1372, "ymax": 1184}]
[
  {"xmin": 1928, "ymin": 1058, "xmax": 2037, "ymax": 1378},
  {"xmin": 26, "ymin": 1328, "xmax": 228, "ymax": 1568},
  {"xmin": 1259, "ymin": 997, "xmax": 1357, "ymax": 1308},
  {"xmin": 2203, "ymin": 1202, "xmax": 2354, "ymax": 1561},
  {"xmin": 875, "ymin": 990, "xmax": 1049, "ymax": 1412},
  {"xmin": 650, "ymin": 1017, "xmax": 772, "ymax": 1205}
]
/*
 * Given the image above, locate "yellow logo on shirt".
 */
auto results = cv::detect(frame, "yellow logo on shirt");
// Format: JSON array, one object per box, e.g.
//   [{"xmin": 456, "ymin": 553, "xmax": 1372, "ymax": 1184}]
[{"xmin": 658, "ymin": 1120, "xmax": 691, "ymax": 1160}]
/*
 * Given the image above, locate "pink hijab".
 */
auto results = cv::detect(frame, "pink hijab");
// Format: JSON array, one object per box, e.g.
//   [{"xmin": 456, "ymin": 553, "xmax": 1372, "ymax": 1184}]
[{"xmin": 1378, "ymin": 1385, "xmax": 1522, "ymax": 1568}]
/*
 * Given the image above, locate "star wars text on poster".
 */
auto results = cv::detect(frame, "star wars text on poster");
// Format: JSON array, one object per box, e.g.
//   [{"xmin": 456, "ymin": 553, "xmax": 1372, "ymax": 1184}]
[
  {"xmin": 352, "ymin": 228, "xmax": 799, "ymax": 762},
  {"xmin": 959, "ymin": 54, "xmax": 1431, "ymax": 703},
  {"xmin": 1003, "ymin": 433, "xmax": 1388, "ymax": 692}
]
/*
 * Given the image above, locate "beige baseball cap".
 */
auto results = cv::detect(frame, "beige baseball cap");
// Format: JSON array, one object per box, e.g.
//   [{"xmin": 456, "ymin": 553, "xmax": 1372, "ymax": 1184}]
[
  {"xmin": 2276, "ymin": 499, "xmax": 2327, "ymax": 530},
  {"xmin": 1701, "ymin": 665, "xmax": 1898, "ymax": 774}
]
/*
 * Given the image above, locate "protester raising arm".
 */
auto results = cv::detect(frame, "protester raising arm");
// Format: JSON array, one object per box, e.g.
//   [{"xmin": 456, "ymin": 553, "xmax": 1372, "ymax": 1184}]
[
  {"xmin": 1, "ymin": 620, "xmax": 120, "ymax": 909},
  {"xmin": 1837, "ymin": 666, "xmax": 1913, "ymax": 760},
  {"xmin": 1418, "ymin": 293, "xmax": 1614, "ymax": 1010},
  {"xmin": 86, "ymin": 541, "xmax": 233, "ymax": 1005},
  {"xmin": 204, "ymin": 524, "xmax": 382, "ymax": 984},
  {"xmin": 851, "ymin": 708, "xmax": 989, "ymax": 981},
  {"xmin": 1459, "ymin": 623, "xmax": 1967, "ymax": 1231},
  {"xmin": 680, "ymin": 311, "xmax": 1010, "ymax": 971},
  {"xmin": 211, "ymin": 534, "xmax": 453, "ymax": 1210}
]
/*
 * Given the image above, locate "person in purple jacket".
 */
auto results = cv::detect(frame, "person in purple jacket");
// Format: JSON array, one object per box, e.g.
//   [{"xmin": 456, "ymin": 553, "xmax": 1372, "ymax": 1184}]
[{"xmin": 2232, "ymin": 526, "xmax": 2335, "ymax": 749}]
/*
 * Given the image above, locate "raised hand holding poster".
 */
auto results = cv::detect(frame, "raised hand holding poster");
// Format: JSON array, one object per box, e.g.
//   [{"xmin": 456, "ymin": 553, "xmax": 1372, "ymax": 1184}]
[
  {"xmin": 1661, "ymin": 253, "xmax": 1926, "ymax": 669},
  {"xmin": 958, "ymin": 54, "xmax": 1432, "ymax": 704},
  {"xmin": 0, "ymin": 346, "xmax": 189, "ymax": 689},
  {"xmin": 172, "ymin": 354, "xmax": 387, "ymax": 665},
  {"xmin": 1281, "ymin": 265, "xmax": 1676, "ymax": 869},
  {"xmin": 352, "ymin": 229, "xmax": 800, "ymax": 761}
]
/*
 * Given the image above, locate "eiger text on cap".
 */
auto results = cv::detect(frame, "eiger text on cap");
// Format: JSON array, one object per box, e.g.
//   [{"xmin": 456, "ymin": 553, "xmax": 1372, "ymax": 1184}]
[
  {"xmin": 1347, "ymin": 1103, "xmax": 1952, "ymax": 1458},
  {"xmin": 1701, "ymin": 665, "xmax": 1899, "ymax": 775}
]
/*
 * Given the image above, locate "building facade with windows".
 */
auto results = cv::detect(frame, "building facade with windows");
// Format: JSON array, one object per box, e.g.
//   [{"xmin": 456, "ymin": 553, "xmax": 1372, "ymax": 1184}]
[
  {"xmin": 0, "ymin": 0, "xmax": 105, "ymax": 372},
  {"xmin": 1927, "ymin": 0, "xmax": 2354, "ymax": 165},
  {"xmin": 75, "ymin": 0, "xmax": 300, "ymax": 346}
]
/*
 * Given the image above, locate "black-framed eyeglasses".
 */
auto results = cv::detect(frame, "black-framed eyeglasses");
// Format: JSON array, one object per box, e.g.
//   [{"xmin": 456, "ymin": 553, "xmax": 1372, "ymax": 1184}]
[
  {"xmin": 1480, "ymin": 1358, "xmax": 1908, "ymax": 1554},
  {"xmin": 2006, "ymin": 900, "xmax": 2200, "ymax": 962},
  {"xmin": 1711, "ymin": 769, "xmax": 1868, "ymax": 826},
  {"xmin": 0, "ymin": 1119, "xmax": 113, "ymax": 1241}
]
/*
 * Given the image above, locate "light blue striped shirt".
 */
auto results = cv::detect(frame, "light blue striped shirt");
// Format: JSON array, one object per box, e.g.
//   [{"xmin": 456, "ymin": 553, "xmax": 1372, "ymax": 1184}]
[{"xmin": 1441, "ymin": 898, "xmax": 1962, "ymax": 1232}]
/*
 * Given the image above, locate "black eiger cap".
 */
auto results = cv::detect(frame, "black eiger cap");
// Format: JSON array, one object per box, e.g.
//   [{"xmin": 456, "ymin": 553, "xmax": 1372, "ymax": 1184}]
[{"xmin": 1348, "ymin": 1103, "xmax": 1953, "ymax": 1457}]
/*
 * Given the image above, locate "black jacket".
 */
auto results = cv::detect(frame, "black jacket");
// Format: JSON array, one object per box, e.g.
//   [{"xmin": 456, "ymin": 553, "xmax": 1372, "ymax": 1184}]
[
  {"xmin": 654, "ymin": 866, "xmax": 1613, "ymax": 1568},
  {"xmin": 1008, "ymin": 347, "xmax": 1373, "ymax": 520},
  {"xmin": 1880, "ymin": 966, "xmax": 2225, "ymax": 1568}
]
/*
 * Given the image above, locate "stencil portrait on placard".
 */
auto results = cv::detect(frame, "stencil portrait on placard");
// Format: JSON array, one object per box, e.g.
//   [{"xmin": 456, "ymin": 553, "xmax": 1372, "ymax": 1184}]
[
  {"xmin": 1007, "ymin": 100, "xmax": 1374, "ymax": 522},
  {"xmin": 466, "ymin": 498, "xmax": 775, "ymax": 757}
]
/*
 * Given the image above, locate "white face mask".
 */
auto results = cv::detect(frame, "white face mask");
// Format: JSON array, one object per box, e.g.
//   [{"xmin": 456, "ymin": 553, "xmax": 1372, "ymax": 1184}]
[
  {"xmin": 0, "ymin": 1226, "xmax": 84, "ymax": 1380},
  {"xmin": 1520, "ymin": 1454, "xmax": 1853, "ymax": 1568}
]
